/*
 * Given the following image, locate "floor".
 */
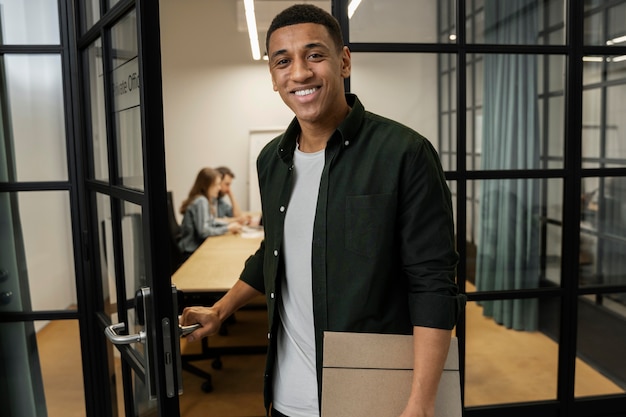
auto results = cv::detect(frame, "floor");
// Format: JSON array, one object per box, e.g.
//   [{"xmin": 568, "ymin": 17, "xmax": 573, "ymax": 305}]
[{"xmin": 36, "ymin": 298, "xmax": 624, "ymax": 416}]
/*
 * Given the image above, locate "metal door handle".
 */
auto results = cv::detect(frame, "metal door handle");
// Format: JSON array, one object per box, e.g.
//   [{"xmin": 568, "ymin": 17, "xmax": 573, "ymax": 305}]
[
  {"xmin": 178, "ymin": 320, "xmax": 201, "ymax": 337},
  {"xmin": 104, "ymin": 322, "xmax": 146, "ymax": 345}
]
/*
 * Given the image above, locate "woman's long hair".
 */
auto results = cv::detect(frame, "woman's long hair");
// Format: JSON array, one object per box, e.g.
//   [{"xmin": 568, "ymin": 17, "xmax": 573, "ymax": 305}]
[{"xmin": 179, "ymin": 167, "xmax": 219, "ymax": 215}]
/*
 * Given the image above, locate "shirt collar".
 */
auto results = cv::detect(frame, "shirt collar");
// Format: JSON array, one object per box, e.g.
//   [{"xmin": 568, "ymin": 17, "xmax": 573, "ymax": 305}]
[{"xmin": 276, "ymin": 94, "xmax": 365, "ymax": 163}]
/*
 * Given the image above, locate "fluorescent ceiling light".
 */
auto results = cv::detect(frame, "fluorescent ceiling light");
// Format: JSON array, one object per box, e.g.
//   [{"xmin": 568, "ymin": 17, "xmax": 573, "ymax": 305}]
[
  {"xmin": 582, "ymin": 56, "xmax": 604, "ymax": 62},
  {"xmin": 244, "ymin": 0, "xmax": 261, "ymax": 60},
  {"xmin": 348, "ymin": 0, "xmax": 362, "ymax": 19},
  {"xmin": 612, "ymin": 55, "xmax": 626, "ymax": 62},
  {"xmin": 606, "ymin": 35, "xmax": 626, "ymax": 45}
]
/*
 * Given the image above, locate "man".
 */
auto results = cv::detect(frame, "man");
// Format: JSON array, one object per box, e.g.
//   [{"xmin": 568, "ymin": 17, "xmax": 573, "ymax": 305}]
[
  {"xmin": 181, "ymin": 5, "xmax": 465, "ymax": 417},
  {"xmin": 214, "ymin": 166, "xmax": 249, "ymax": 224}
]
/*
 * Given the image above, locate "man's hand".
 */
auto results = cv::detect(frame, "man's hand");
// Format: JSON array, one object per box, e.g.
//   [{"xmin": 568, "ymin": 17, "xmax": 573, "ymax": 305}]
[{"xmin": 179, "ymin": 306, "xmax": 223, "ymax": 342}]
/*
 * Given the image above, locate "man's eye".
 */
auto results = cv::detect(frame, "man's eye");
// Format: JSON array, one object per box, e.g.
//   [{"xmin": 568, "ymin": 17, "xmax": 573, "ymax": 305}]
[{"xmin": 276, "ymin": 59, "xmax": 289, "ymax": 66}]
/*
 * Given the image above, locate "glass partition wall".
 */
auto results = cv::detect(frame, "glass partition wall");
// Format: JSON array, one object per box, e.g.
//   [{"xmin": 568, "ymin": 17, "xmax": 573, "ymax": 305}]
[
  {"xmin": 344, "ymin": 0, "xmax": 626, "ymax": 415},
  {"xmin": 0, "ymin": 1, "xmax": 83, "ymax": 415}
]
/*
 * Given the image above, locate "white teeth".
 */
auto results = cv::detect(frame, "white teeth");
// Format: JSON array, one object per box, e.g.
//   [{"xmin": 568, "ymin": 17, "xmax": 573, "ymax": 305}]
[{"xmin": 294, "ymin": 88, "xmax": 317, "ymax": 96}]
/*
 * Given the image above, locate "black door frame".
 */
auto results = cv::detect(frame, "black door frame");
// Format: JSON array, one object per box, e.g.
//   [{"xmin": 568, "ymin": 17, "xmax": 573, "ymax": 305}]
[{"xmin": 68, "ymin": 0, "xmax": 178, "ymax": 415}]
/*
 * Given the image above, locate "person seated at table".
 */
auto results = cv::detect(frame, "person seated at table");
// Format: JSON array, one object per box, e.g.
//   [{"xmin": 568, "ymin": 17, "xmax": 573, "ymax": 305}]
[
  {"xmin": 215, "ymin": 166, "xmax": 251, "ymax": 225},
  {"xmin": 178, "ymin": 167, "xmax": 243, "ymax": 259}
]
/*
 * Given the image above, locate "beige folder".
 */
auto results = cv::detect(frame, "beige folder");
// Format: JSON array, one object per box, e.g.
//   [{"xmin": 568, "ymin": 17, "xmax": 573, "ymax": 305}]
[{"xmin": 321, "ymin": 332, "xmax": 461, "ymax": 417}]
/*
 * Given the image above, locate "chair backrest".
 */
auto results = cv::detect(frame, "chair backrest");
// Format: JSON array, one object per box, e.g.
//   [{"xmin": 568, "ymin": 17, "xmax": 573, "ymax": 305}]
[
  {"xmin": 167, "ymin": 191, "xmax": 185, "ymax": 274},
  {"xmin": 167, "ymin": 191, "xmax": 181, "ymax": 240}
]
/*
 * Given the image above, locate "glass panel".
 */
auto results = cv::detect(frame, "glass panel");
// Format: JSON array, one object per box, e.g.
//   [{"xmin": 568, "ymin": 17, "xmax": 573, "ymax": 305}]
[
  {"xmin": 464, "ymin": 297, "xmax": 560, "ymax": 406},
  {"xmin": 580, "ymin": 177, "xmax": 626, "ymax": 290},
  {"xmin": 545, "ymin": 96, "xmax": 565, "ymax": 163},
  {"xmin": 109, "ymin": 346, "xmax": 155, "ymax": 417},
  {"xmin": 582, "ymin": 67, "xmax": 626, "ymax": 168},
  {"xmin": 86, "ymin": 38, "xmax": 109, "ymax": 182},
  {"xmin": 97, "ymin": 193, "xmax": 116, "ymax": 319},
  {"xmin": 468, "ymin": 179, "xmax": 560, "ymax": 298},
  {"xmin": 606, "ymin": 84, "xmax": 626, "ymax": 166},
  {"xmin": 2, "ymin": 55, "xmax": 67, "ymax": 181},
  {"xmin": 576, "ymin": 294, "xmax": 626, "ymax": 397},
  {"xmin": 0, "ymin": 191, "xmax": 75, "ymax": 313},
  {"xmin": 122, "ymin": 201, "xmax": 146, "ymax": 303},
  {"xmin": 0, "ymin": 0, "xmax": 60, "ymax": 45},
  {"xmin": 349, "ymin": 0, "xmax": 455, "ymax": 43},
  {"xmin": 350, "ymin": 53, "xmax": 455, "ymax": 161},
  {"xmin": 469, "ymin": 54, "xmax": 565, "ymax": 170},
  {"xmin": 131, "ymin": 365, "xmax": 155, "ymax": 416},
  {"xmin": 582, "ymin": 88, "xmax": 602, "ymax": 163},
  {"xmin": 110, "ymin": 10, "xmax": 143, "ymax": 190},
  {"xmin": 0, "ymin": 322, "xmax": 47, "ymax": 416},
  {"xmin": 108, "ymin": 0, "xmax": 122, "ymax": 10},
  {"xmin": 585, "ymin": 1, "xmax": 626, "ymax": 47},
  {"xmin": 82, "ymin": 0, "xmax": 101, "ymax": 33},
  {"xmin": 470, "ymin": 0, "xmax": 565, "ymax": 45},
  {"xmin": 467, "ymin": 1, "xmax": 485, "ymax": 43},
  {"xmin": 36, "ymin": 320, "xmax": 86, "ymax": 416}
]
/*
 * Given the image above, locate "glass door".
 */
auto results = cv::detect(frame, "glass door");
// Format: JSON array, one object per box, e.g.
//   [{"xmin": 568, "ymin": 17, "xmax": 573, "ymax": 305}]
[{"xmin": 77, "ymin": 0, "xmax": 181, "ymax": 415}]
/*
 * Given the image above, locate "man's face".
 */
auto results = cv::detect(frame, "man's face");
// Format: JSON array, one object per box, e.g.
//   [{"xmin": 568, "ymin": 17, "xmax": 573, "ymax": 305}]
[
  {"xmin": 219, "ymin": 174, "xmax": 233, "ymax": 198},
  {"xmin": 267, "ymin": 23, "xmax": 351, "ymax": 128}
]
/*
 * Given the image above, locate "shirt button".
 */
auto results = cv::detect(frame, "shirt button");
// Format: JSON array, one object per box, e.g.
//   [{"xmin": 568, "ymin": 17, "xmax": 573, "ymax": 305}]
[
  {"xmin": 267, "ymin": 332, "xmax": 271, "ymax": 339},
  {"xmin": 273, "ymin": 250, "xmax": 278, "ymax": 256},
  {"xmin": 344, "ymin": 140, "xmax": 350, "ymax": 146},
  {"xmin": 279, "ymin": 206, "xmax": 285, "ymax": 212},
  {"xmin": 270, "ymin": 292, "xmax": 275, "ymax": 299}
]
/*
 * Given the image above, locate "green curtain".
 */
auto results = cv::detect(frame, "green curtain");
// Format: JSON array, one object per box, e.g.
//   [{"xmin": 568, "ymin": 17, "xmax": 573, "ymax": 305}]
[{"xmin": 475, "ymin": 0, "xmax": 541, "ymax": 331}]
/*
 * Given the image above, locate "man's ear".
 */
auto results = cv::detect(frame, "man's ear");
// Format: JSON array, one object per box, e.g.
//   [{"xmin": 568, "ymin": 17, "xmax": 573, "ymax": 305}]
[{"xmin": 341, "ymin": 46, "xmax": 352, "ymax": 79}]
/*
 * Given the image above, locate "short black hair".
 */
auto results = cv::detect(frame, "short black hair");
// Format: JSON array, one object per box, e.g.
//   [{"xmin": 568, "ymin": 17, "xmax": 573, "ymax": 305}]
[{"xmin": 265, "ymin": 4, "xmax": 344, "ymax": 54}]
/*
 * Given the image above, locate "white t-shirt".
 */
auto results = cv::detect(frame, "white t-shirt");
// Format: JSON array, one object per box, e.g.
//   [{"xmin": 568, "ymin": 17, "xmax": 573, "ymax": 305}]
[{"xmin": 272, "ymin": 145, "xmax": 325, "ymax": 417}]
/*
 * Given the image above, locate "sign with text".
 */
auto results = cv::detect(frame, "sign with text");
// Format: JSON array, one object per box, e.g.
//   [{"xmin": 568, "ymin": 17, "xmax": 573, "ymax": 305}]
[{"xmin": 112, "ymin": 57, "xmax": 140, "ymax": 112}]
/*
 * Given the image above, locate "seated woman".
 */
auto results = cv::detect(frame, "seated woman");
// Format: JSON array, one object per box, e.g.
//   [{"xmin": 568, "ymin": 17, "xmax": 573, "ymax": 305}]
[{"xmin": 178, "ymin": 167, "xmax": 242, "ymax": 259}]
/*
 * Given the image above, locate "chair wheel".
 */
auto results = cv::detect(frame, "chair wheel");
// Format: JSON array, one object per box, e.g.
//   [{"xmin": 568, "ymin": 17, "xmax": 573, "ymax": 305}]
[
  {"xmin": 201, "ymin": 380, "xmax": 213, "ymax": 393},
  {"xmin": 212, "ymin": 358, "xmax": 223, "ymax": 370}
]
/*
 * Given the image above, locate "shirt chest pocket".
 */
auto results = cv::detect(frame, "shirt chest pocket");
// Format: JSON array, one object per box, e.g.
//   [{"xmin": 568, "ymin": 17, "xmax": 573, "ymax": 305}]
[{"xmin": 345, "ymin": 194, "xmax": 394, "ymax": 258}]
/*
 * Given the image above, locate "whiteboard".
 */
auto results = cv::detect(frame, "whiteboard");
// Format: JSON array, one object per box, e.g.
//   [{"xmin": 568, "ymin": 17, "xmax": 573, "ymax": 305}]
[{"xmin": 248, "ymin": 128, "xmax": 284, "ymax": 213}]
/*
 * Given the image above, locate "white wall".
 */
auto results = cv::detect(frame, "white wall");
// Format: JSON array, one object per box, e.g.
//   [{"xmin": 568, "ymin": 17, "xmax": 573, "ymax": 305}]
[{"xmin": 160, "ymin": 0, "xmax": 294, "ymax": 220}]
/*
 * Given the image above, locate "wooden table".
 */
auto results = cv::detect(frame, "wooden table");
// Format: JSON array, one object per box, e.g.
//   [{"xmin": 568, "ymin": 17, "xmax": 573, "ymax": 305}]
[{"xmin": 172, "ymin": 231, "xmax": 263, "ymax": 294}]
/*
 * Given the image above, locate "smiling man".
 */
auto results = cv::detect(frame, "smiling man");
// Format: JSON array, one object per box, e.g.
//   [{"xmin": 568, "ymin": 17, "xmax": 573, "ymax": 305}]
[{"xmin": 180, "ymin": 5, "xmax": 465, "ymax": 417}]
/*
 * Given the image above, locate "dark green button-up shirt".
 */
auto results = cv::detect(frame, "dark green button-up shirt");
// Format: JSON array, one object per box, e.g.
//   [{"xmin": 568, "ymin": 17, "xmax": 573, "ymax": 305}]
[{"xmin": 239, "ymin": 94, "xmax": 465, "ymax": 412}]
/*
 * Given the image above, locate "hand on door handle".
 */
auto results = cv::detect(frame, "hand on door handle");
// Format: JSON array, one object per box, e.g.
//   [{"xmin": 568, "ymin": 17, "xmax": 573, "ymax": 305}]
[{"xmin": 178, "ymin": 319, "xmax": 201, "ymax": 337}]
